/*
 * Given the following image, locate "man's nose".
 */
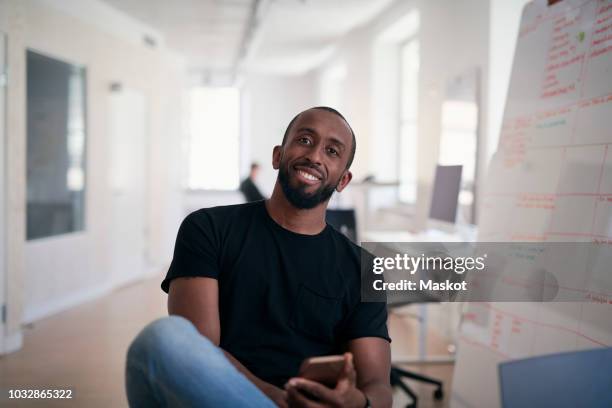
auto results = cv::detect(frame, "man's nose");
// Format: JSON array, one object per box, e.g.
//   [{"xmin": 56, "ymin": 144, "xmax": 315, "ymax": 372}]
[{"xmin": 304, "ymin": 144, "xmax": 324, "ymax": 165}]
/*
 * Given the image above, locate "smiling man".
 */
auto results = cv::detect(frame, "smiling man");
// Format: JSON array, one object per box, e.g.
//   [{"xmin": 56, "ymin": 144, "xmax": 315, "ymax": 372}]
[{"xmin": 125, "ymin": 107, "xmax": 392, "ymax": 408}]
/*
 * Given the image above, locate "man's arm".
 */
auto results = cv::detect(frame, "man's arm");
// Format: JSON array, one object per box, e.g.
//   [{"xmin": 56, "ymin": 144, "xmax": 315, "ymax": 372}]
[
  {"xmin": 168, "ymin": 277, "xmax": 287, "ymax": 407},
  {"xmin": 285, "ymin": 337, "xmax": 392, "ymax": 408},
  {"xmin": 349, "ymin": 337, "xmax": 392, "ymax": 407}
]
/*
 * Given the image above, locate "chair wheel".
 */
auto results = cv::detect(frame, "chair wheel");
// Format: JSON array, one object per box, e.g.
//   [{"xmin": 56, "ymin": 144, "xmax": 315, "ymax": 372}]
[{"xmin": 434, "ymin": 388, "xmax": 444, "ymax": 400}]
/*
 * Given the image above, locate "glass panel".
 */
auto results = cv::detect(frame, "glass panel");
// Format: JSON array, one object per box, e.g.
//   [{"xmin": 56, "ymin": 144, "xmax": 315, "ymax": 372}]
[{"xmin": 26, "ymin": 51, "xmax": 87, "ymax": 240}]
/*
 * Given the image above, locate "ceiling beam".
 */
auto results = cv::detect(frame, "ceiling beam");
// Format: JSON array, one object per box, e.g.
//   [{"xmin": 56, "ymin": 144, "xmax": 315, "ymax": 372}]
[{"xmin": 233, "ymin": 0, "xmax": 271, "ymax": 82}]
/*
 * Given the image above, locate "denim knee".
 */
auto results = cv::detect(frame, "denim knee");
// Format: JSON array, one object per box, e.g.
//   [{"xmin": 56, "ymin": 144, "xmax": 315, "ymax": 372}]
[{"xmin": 127, "ymin": 315, "xmax": 203, "ymax": 365}]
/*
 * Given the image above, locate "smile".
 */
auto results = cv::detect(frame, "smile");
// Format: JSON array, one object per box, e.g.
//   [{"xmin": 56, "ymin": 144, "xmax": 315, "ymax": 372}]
[
  {"xmin": 298, "ymin": 170, "xmax": 319, "ymax": 181},
  {"xmin": 295, "ymin": 167, "xmax": 322, "ymax": 184}
]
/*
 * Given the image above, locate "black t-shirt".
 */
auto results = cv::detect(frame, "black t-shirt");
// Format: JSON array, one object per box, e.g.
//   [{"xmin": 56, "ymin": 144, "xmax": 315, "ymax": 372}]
[{"xmin": 161, "ymin": 201, "xmax": 390, "ymax": 388}]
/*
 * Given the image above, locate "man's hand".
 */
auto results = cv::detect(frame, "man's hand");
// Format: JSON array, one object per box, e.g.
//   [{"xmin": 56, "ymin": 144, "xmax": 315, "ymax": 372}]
[
  {"xmin": 262, "ymin": 383, "xmax": 289, "ymax": 408},
  {"xmin": 285, "ymin": 353, "xmax": 367, "ymax": 408}
]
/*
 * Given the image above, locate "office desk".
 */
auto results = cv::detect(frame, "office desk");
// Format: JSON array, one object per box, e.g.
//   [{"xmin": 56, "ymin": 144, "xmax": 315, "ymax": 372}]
[{"xmin": 363, "ymin": 227, "xmax": 476, "ymax": 244}]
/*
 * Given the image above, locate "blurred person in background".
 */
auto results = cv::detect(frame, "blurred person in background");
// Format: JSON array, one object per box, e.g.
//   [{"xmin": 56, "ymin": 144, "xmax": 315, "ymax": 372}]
[{"xmin": 240, "ymin": 162, "xmax": 265, "ymax": 202}]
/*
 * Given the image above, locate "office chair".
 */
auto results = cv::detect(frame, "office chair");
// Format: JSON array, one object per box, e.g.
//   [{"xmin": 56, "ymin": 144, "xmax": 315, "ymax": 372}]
[
  {"xmin": 388, "ymin": 302, "xmax": 444, "ymax": 408},
  {"xmin": 385, "ymin": 280, "xmax": 444, "ymax": 408},
  {"xmin": 325, "ymin": 209, "xmax": 444, "ymax": 408},
  {"xmin": 325, "ymin": 209, "xmax": 358, "ymax": 243}
]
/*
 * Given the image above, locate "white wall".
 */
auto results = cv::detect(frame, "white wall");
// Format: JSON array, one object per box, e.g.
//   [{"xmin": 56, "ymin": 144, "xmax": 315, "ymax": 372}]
[
  {"xmin": 0, "ymin": 25, "xmax": 7, "ymax": 353},
  {"xmin": 1, "ymin": 0, "xmax": 27, "ymax": 352},
  {"xmin": 241, "ymin": 72, "xmax": 318, "ymax": 196},
  {"xmin": 0, "ymin": 0, "xmax": 186, "ymax": 336},
  {"xmin": 145, "ymin": 54, "xmax": 186, "ymax": 269},
  {"xmin": 183, "ymin": 190, "xmax": 245, "ymax": 216}
]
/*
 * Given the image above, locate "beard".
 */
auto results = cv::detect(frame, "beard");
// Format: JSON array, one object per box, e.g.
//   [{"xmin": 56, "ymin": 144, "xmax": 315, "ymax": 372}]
[{"xmin": 278, "ymin": 163, "xmax": 338, "ymax": 209}]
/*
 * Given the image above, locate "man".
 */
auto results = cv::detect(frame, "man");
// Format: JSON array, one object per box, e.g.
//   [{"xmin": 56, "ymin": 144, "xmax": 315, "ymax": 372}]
[
  {"xmin": 125, "ymin": 107, "xmax": 392, "ymax": 407},
  {"xmin": 239, "ymin": 162, "xmax": 266, "ymax": 202}
]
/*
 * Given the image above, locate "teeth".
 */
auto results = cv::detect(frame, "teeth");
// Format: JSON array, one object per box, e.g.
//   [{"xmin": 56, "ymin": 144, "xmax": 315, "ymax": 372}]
[{"xmin": 298, "ymin": 170, "xmax": 318, "ymax": 181}]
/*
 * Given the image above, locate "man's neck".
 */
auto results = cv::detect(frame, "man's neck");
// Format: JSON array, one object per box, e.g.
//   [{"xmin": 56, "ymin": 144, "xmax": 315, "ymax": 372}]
[{"xmin": 265, "ymin": 183, "xmax": 327, "ymax": 235}]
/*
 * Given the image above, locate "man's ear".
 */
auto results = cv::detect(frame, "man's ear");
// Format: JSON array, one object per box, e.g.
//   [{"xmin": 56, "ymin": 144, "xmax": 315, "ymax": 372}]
[
  {"xmin": 336, "ymin": 170, "xmax": 353, "ymax": 192},
  {"xmin": 272, "ymin": 145, "xmax": 282, "ymax": 170}
]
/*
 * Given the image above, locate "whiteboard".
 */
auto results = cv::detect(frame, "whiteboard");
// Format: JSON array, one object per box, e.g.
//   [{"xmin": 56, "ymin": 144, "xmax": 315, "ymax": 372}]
[{"xmin": 452, "ymin": 0, "xmax": 612, "ymax": 406}]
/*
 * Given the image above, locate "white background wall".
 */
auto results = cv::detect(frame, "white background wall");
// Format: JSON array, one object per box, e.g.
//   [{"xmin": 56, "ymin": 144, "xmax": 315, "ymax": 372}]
[
  {"xmin": 0, "ymin": 27, "xmax": 7, "ymax": 352},
  {"xmin": 1, "ymin": 0, "xmax": 28, "ymax": 351}
]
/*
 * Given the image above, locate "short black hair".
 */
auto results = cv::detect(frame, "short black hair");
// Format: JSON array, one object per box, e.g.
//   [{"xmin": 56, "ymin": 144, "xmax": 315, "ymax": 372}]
[{"xmin": 281, "ymin": 106, "xmax": 356, "ymax": 169}]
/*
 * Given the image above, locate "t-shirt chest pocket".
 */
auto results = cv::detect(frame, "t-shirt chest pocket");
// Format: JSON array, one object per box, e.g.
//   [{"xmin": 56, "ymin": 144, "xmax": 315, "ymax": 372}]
[{"xmin": 290, "ymin": 284, "xmax": 343, "ymax": 343}]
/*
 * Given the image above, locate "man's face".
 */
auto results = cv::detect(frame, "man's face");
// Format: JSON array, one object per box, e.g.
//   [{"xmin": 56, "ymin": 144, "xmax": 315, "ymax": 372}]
[{"xmin": 273, "ymin": 109, "xmax": 353, "ymax": 209}]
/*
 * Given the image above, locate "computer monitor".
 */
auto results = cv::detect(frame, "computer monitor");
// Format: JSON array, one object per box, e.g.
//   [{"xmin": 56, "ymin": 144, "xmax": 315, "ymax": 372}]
[
  {"xmin": 325, "ymin": 209, "xmax": 357, "ymax": 243},
  {"xmin": 499, "ymin": 348, "xmax": 612, "ymax": 408},
  {"xmin": 428, "ymin": 165, "xmax": 462, "ymax": 232}
]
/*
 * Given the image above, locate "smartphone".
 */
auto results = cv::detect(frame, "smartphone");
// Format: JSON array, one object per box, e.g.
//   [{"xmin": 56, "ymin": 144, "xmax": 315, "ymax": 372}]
[{"xmin": 298, "ymin": 355, "xmax": 345, "ymax": 387}]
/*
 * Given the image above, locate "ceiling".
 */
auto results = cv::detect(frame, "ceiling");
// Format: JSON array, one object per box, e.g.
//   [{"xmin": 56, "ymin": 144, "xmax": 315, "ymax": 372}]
[{"xmin": 101, "ymin": 0, "xmax": 393, "ymax": 77}]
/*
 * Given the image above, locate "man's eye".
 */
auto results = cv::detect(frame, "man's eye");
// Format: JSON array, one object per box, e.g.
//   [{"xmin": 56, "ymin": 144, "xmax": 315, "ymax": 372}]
[
  {"xmin": 327, "ymin": 147, "xmax": 339, "ymax": 156},
  {"xmin": 298, "ymin": 137, "xmax": 312, "ymax": 145}
]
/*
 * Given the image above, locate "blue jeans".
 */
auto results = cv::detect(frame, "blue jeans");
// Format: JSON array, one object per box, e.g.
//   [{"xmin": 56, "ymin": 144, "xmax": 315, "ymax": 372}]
[{"xmin": 125, "ymin": 315, "xmax": 277, "ymax": 408}]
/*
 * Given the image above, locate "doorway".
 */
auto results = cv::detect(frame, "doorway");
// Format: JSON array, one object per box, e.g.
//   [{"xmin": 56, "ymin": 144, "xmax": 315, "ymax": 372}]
[{"xmin": 108, "ymin": 87, "xmax": 148, "ymax": 287}]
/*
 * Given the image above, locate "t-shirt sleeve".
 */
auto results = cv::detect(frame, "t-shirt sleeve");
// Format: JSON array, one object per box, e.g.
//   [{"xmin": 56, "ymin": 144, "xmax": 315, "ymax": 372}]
[
  {"xmin": 161, "ymin": 211, "xmax": 220, "ymax": 293},
  {"xmin": 340, "ymin": 300, "xmax": 390, "ymax": 343}
]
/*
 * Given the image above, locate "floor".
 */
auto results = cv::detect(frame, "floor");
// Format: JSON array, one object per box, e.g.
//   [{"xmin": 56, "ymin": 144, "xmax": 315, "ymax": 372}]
[{"xmin": 0, "ymin": 275, "xmax": 454, "ymax": 407}]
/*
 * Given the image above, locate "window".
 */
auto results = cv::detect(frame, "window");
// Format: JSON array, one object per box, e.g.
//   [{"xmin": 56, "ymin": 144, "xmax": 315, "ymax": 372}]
[
  {"xmin": 399, "ymin": 38, "xmax": 419, "ymax": 203},
  {"xmin": 26, "ymin": 51, "xmax": 87, "ymax": 240},
  {"xmin": 187, "ymin": 87, "xmax": 240, "ymax": 190}
]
